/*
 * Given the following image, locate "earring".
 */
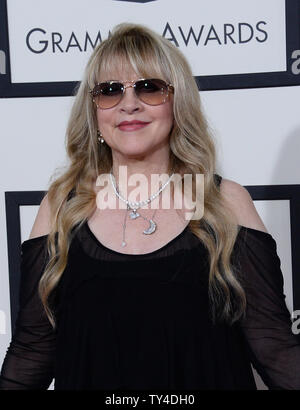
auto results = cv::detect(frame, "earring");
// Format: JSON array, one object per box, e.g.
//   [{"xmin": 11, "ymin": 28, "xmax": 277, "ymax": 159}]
[{"xmin": 97, "ymin": 129, "xmax": 104, "ymax": 143}]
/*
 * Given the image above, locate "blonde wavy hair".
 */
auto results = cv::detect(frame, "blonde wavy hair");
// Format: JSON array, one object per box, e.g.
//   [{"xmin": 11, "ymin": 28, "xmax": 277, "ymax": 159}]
[{"xmin": 39, "ymin": 23, "xmax": 246, "ymax": 329}]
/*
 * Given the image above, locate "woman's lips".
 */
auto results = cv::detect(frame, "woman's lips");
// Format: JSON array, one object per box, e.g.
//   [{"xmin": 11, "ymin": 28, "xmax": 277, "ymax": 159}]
[{"xmin": 118, "ymin": 122, "xmax": 150, "ymax": 131}]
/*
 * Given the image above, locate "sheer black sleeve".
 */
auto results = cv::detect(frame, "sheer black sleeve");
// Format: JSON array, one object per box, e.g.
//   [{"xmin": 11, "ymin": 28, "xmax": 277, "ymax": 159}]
[
  {"xmin": 234, "ymin": 227, "xmax": 300, "ymax": 390},
  {"xmin": 0, "ymin": 236, "xmax": 56, "ymax": 390}
]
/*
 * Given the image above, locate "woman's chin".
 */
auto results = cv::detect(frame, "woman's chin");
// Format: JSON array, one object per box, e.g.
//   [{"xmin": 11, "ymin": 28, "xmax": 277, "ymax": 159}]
[
  {"xmin": 118, "ymin": 149, "xmax": 150, "ymax": 160},
  {"xmin": 112, "ymin": 142, "xmax": 155, "ymax": 158}
]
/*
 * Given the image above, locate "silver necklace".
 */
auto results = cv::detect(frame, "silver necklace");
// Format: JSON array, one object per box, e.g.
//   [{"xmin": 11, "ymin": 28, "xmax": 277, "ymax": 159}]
[{"xmin": 109, "ymin": 169, "xmax": 174, "ymax": 247}]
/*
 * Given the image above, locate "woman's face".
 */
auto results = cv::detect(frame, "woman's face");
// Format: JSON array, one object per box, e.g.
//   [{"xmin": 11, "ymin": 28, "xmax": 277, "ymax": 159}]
[{"xmin": 95, "ymin": 66, "xmax": 174, "ymax": 160}]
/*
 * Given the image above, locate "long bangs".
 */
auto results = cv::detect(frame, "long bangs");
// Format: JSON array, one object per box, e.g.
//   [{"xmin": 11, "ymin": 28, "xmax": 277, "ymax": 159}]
[{"xmin": 91, "ymin": 29, "xmax": 172, "ymax": 84}]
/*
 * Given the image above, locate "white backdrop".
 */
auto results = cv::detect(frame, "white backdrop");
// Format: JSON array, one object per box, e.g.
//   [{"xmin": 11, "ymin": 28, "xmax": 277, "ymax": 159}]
[
  {"xmin": 1, "ymin": 0, "xmax": 300, "ymax": 391},
  {"xmin": 7, "ymin": 0, "xmax": 287, "ymax": 82}
]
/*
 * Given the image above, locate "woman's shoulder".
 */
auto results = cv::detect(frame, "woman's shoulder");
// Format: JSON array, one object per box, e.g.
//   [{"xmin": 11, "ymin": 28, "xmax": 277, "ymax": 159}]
[
  {"xmin": 28, "ymin": 193, "xmax": 51, "ymax": 241},
  {"xmin": 217, "ymin": 176, "xmax": 269, "ymax": 234}
]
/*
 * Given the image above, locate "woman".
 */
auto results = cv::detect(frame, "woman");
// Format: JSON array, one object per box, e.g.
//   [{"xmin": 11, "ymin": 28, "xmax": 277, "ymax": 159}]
[{"xmin": 1, "ymin": 23, "xmax": 299, "ymax": 390}]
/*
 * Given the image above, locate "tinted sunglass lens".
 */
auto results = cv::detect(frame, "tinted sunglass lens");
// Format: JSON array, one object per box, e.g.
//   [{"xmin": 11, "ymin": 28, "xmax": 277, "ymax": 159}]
[
  {"xmin": 93, "ymin": 82, "xmax": 123, "ymax": 108},
  {"xmin": 136, "ymin": 79, "xmax": 168, "ymax": 105}
]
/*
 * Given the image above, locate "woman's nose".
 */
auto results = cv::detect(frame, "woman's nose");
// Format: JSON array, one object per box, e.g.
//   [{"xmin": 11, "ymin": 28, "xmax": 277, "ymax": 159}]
[{"xmin": 118, "ymin": 86, "xmax": 142, "ymax": 113}]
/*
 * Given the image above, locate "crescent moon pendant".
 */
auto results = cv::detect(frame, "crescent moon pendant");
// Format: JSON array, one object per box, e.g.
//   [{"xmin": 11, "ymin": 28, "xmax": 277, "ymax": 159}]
[{"xmin": 143, "ymin": 219, "xmax": 157, "ymax": 235}]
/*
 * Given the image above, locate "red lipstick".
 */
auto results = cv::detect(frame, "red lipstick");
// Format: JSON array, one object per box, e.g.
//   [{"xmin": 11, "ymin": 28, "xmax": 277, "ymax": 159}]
[{"xmin": 118, "ymin": 120, "xmax": 150, "ymax": 131}]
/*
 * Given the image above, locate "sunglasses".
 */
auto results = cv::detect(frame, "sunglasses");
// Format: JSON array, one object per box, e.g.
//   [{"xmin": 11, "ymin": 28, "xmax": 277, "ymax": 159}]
[{"xmin": 90, "ymin": 78, "xmax": 174, "ymax": 109}]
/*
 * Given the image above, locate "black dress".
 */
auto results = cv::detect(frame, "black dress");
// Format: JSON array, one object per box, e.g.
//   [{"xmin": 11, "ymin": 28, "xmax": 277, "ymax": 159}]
[{"xmin": 1, "ymin": 176, "xmax": 300, "ymax": 390}]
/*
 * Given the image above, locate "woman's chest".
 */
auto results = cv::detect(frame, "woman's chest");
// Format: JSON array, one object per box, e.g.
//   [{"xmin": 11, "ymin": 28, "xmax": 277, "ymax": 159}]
[{"xmin": 87, "ymin": 206, "xmax": 191, "ymax": 255}]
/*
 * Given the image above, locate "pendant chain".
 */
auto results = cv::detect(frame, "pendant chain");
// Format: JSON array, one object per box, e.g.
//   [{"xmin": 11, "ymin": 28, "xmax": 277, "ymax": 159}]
[{"xmin": 109, "ymin": 169, "xmax": 174, "ymax": 247}]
